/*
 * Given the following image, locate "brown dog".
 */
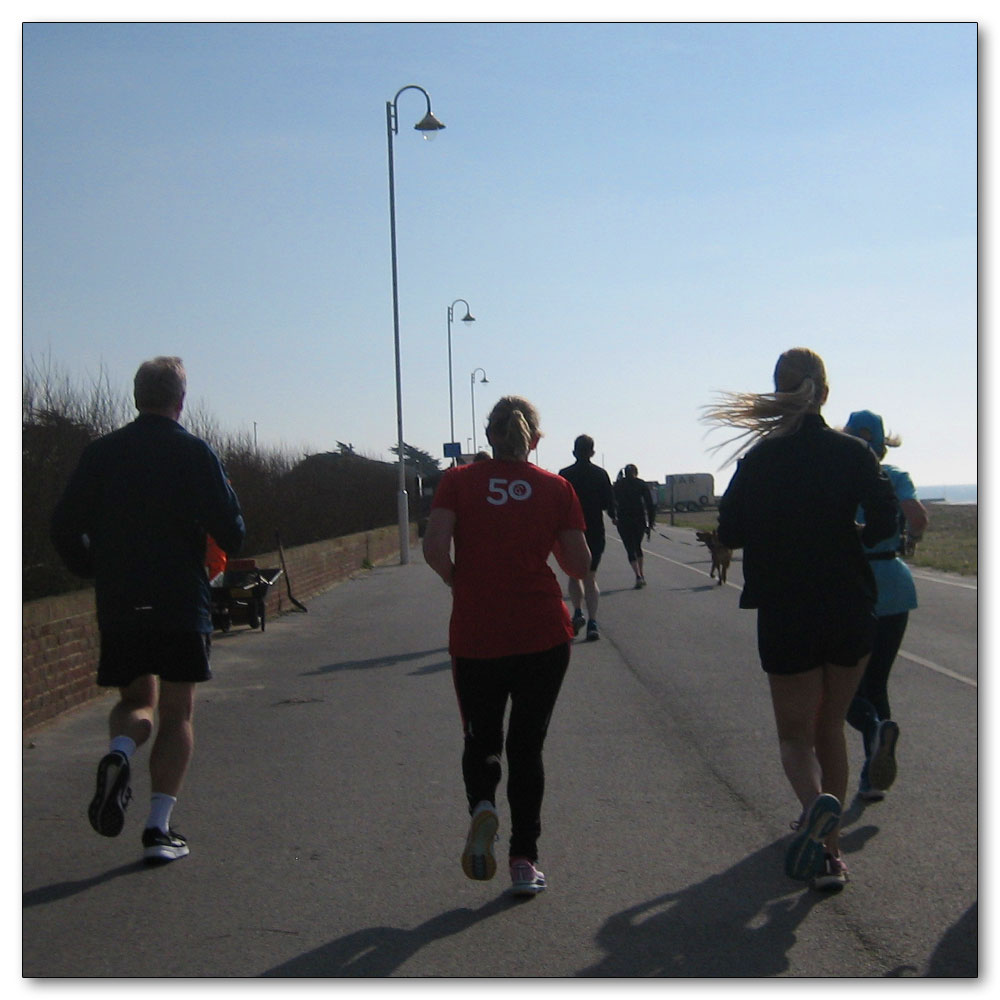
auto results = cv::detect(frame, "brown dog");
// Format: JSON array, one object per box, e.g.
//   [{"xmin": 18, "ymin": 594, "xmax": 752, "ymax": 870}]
[{"xmin": 695, "ymin": 530, "xmax": 731, "ymax": 586}]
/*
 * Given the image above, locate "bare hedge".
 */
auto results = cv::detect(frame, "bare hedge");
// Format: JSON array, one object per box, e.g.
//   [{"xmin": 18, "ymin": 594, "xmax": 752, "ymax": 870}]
[{"xmin": 22, "ymin": 358, "xmax": 420, "ymax": 603}]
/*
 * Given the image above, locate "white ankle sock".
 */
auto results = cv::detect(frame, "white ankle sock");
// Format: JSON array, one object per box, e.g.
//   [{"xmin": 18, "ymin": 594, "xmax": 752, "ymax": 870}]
[
  {"xmin": 147, "ymin": 793, "xmax": 177, "ymax": 833},
  {"xmin": 109, "ymin": 735, "xmax": 136, "ymax": 758}
]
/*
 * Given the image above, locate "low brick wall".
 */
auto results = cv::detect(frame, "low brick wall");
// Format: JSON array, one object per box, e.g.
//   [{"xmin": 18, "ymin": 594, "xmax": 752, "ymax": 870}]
[{"xmin": 22, "ymin": 524, "xmax": 415, "ymax": 734}]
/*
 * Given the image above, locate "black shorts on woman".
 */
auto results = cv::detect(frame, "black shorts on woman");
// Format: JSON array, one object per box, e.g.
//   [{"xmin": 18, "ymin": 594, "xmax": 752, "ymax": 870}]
[{"xmin": 756, "ymin": 598, "xmax": 876, "ymax": 676}]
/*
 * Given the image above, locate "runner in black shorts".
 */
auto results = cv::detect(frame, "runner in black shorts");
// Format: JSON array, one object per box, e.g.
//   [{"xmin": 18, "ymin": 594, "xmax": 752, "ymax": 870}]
[
  {"xmin": 559, "ymin": 435, "xmax": 616, "ymax": 641},
  {"xmin": 709, "ymin": 348, "xmax": 898, "ymax": 891},
  {"xmin": 52, "ymin": 356, "xmax": 245, "ymax": 864}
]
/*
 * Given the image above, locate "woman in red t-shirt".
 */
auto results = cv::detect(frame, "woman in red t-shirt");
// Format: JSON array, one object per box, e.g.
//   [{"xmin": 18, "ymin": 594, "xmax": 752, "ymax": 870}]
[{"xmin": 423, "ymin": 395, "xmax": 590, "ymax": 896}]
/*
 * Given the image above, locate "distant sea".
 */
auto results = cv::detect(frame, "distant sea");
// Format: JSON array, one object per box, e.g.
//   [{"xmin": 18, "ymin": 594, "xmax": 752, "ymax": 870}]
[{"xmin": 917, "ymin": 484, "xmax": 977, "ymax": 504}]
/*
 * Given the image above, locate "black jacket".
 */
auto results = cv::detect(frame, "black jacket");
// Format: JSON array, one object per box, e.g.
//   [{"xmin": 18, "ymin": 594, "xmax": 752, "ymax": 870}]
[
  {"xmin": 717, "ymin": 413, "xmax": 898, "ymax": 610},
  {"xmin": 51, "ymin": 414, "xmax": 245, "ymax": 632},
  {"xmin": 558, "ymin": 459, "xmax": 616, "ymax": 534},
  {"xmin": 614, "ymin": 476, "xmax": 655, "ymax": 528}
]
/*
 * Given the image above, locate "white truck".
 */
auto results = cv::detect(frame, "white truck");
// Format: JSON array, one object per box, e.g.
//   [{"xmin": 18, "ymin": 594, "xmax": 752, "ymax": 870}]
[{"xmin": 661, "ymin": 473, "xmax": 716, "ymax": 512}]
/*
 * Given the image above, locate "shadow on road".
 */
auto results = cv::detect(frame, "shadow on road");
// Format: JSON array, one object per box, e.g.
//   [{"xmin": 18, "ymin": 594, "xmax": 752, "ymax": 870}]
[
  {"xmin": 577, "ymin": 824, "xmax": 881, "ymax": 977},
  {"xmin": 23, "ymin": 860, "xmax": 148, "ymax": 908},
  {"xmin": 924, "ymin": 902, "xmax": 978, "ymax": 977},
  {"xmin": 302, "ymin": 648, "xmax": 450, "ymax": 677},
  {"xmin": 259, "ymin": 894, "xmax": 520, "ymax": 977}
]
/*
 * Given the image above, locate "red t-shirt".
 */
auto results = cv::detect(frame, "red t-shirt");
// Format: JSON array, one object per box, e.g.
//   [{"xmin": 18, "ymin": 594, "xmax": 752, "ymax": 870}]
[{"xmin": 431, "ymin": 458, "xmax": 587, "ymax": 658}]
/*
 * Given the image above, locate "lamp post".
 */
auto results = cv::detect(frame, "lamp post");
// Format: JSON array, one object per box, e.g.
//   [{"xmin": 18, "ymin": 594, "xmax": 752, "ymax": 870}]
[
  {"xmin": 470, "ymin": 368, "xmax": 489, "ymax": 453},
  {"xmin": 386, "ymin": 84, "xmax": 445, "ymax": 564},
  {"xmin": 447, "ymin": 299, "xmax": 475, "ymax": 455}
]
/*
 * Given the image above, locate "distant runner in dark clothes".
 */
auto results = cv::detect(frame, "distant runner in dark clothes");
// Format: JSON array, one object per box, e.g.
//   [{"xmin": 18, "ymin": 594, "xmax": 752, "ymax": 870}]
[
  {"xmin": 559, "ymin": 434, "xmax": 616, "ymax": 641},
  {"xmin": 614, "ymin": 464, "xmax": 656, "ymax": 589}
]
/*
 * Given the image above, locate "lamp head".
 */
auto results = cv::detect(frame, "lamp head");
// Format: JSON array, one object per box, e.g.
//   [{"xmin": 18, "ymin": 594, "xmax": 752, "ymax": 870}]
[
  {"xmin": 462, "ymin": 311, "xmax": 475, "ymax": 323},
  {"xmin": 414, "ymin": 111, "xmax": 446, "ymax": 140}
]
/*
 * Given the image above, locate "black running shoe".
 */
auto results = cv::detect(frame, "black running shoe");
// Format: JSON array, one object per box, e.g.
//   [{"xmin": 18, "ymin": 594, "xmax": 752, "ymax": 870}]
[
  {"xmin": 867, "ymin": 720, "xmax": 900, "ymax": 793},
  {"xmin": 571, "ymin": 611, "xmax": 586, "ymax": 636},
  {"xmin": 88, "ymin": 751, "xmax": 132, "ymax": 837},
  {"xmin": 142, "ymin": 826, "xmax": 190, "ymax": 863}
]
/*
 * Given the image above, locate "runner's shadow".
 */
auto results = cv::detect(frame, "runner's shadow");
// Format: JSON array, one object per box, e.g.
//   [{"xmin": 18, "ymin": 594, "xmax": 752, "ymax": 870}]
[
  {"xmin": 925, "ymin": 901, "xmax": 978, "ymax": 976},
  {"xmin": 303, "ymin": 648, "xmax": 449, "ymax": 676},
  {"xmin": 408, "ymin": 659, "xmax": 453, "ymax": 676},
  {"xmin": 260, "ymin": 895, "xmax": 517, "ymax": 977},
  {"xmin": 578, "ymin": 826, "xmax": 876, "ymax": 977},
  {"xmin": 23, "ymin": 860, "xmax": 148, "ymax": 908}
]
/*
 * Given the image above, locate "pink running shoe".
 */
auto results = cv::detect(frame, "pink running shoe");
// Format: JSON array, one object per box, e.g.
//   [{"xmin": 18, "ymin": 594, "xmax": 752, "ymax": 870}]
[
  {"xmin": 811, "ymin": 852, "xmax": 849, "ymax": 891},
  {"xmin": 509, "ymin": 857, "xmax": 546, "ymax": 896}
]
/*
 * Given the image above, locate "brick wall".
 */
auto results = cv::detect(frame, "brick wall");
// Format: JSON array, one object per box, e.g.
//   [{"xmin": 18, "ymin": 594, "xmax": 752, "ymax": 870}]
[{"xmin": 22, "ymin": 524, "xmax": 416, "ymax": 735}]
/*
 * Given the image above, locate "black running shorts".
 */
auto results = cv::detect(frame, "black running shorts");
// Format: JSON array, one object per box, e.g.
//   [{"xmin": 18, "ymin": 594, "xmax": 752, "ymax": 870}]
[
  {"xmin": 585, "ymin": 529, "xmax": 606, "ymax": 572},
  {"xmin": 97, "ymin": 630, "xmax": 212, "ymax": 687},
  {"xmin": 756, "ymin": 602, "xmax": 876, "ymax": 676}
]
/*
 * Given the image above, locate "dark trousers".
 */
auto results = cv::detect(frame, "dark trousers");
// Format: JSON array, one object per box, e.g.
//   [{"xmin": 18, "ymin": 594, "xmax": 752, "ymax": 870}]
[
  {"xmin": 847, "ymin": 611, "xmax": 909, "ymax": 752},
  {"xmin": 452, "ymin": 643, "xmax": 570, "ymax": 862},
  {"xmin": 617, "ymin": 517, "xmax": 646, "ymax": 564}
]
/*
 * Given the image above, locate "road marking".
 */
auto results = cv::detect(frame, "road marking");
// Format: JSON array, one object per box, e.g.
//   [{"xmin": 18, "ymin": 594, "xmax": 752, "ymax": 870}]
[
  {"xmin": 645, "ymin": 550, "xmax": 976, "ymax": 687},
  {"xmin": 910, "ymin": 570, "xmax": 977, "ymax": 591},
  {"xmin": 897, "ymin": 650, "xmax": 977, "ymax": 687},
  {"xmin": 645, "ymin": 549, "xmax": 741, "ymax": 590}
]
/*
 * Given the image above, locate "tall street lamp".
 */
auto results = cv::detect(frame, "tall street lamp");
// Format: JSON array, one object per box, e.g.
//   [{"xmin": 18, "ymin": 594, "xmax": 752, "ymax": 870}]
[
  {"xmin": 470, "ymin": 368, "xmax": 489, "ymax": 454},
  {"xmin": 386, "ymin": 84, "xmax": 445, "ymax": 564},
  {"xmin": 447, "ymin": 299, "xmax": 475, "ymax": 458}
]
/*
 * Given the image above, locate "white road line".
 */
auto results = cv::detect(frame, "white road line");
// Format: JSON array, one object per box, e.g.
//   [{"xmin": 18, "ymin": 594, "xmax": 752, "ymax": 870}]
[
  {"xmin": 910, "ymin": 570, "xmax": 977, "ymax": 591},
  {"xmin": 645, "ymin": 549, "xmax": 976, "ymax": 686},
  {"xmin": 897, "ymin": 650, "xmax": 977, "ymax": 687},
  {"xmin": 644, "ymin": 549, "xmax": 741, "ymax": 590}
]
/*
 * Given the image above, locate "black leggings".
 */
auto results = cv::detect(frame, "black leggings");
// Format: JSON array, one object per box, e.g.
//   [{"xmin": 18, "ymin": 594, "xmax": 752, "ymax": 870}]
[
  {"xmin": 617, "ymin": 517, "xmax": 646, "ymax": 563},
  {"xmin": 847, "ymin": 611, "xmax": 909, "ymax": 751},
  {"xmin": 452, "ymin": 643, "xmax": 570, "ymax": 862}
]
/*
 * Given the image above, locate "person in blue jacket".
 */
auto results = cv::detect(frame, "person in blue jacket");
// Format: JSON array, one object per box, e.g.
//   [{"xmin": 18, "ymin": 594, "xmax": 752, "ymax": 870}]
[
  {"xmin": 707, "ymin": 348, "xmax": 899, "ymax": 891},
  {"xmin": 843, "ymin": 409, "xmax": 929, "ymax": 802},
  {"xmin": 51, "ymin": 356, "xmax": 245, "ymax": 864}
]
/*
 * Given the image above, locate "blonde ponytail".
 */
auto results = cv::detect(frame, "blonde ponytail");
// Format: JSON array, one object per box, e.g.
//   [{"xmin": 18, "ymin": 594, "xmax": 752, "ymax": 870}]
[
  {"xmin": 702, "ymin": 348, "xmax": 828, "ymax": 467},
  {"xmin": 486, "ymin": 396, "xmax": 541, "ymax": 460}
]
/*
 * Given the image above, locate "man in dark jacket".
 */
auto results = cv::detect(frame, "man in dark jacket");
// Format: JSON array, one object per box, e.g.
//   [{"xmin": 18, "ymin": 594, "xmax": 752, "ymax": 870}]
[
  {"xmin": 51, "ymin": 356, "xmax": 245, "ymax": 863},
  {"xmin": 559, "ymin": 434, "xmax": 616, "ymax": 640}
]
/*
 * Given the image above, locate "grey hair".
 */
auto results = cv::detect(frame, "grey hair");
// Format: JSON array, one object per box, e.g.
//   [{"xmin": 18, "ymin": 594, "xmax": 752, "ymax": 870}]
[{"xmin": 134, "ymin": 356, "xmax": 186, "ymax": 411}]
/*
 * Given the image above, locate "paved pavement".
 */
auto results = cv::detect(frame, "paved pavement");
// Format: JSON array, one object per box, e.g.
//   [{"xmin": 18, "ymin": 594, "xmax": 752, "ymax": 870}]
[{"xmin": 21, "ymin": 526, "xmax": 979, "ymax": 978}]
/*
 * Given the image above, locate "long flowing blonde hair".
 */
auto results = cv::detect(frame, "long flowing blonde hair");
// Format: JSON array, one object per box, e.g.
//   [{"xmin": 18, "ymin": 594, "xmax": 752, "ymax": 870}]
[
  {"xmin": 486, "ymin": 396, "xmax": 542, "ymax": 461},
  {"xmin": 701, "ymin": 348, "xmax": 828, "ymax": 466}
]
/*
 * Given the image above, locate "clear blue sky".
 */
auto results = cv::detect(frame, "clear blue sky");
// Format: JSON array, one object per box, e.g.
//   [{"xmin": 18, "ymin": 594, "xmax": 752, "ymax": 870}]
[{"xmin": 21, "ymin": 20, "xmax": 978, "ymax": 492}]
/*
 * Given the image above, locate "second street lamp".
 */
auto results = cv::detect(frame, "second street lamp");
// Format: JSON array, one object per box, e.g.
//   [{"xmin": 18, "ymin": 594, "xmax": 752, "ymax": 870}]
[
  {"xmin": 447, "ymin": 299, "xmax": 475, "ymax": 459},
  {"xmin": 471, "ymin": 368, "xmax": 489, "ymax": 454},
  {"xmin": 385, "ymin": 84, "xmax": 445, "ymax": 564}
]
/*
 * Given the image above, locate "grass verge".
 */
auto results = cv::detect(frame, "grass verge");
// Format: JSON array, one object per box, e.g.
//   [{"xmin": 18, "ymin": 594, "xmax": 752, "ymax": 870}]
[{"xmin": 661, "ymin": 501, "xmax": 977, "ymax": 577}]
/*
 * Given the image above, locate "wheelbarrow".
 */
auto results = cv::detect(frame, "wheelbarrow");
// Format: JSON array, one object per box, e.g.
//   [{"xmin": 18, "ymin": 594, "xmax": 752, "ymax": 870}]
[{"xmin": 210, "ymin": 559, "xmax": 283, "ymax": 633}]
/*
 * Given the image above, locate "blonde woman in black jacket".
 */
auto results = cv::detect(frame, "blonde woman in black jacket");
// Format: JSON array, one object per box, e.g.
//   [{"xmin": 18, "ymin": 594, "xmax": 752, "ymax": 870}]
[{"xmin": 706, "ymin": 348, "xmax": 899, "ymax": 891}]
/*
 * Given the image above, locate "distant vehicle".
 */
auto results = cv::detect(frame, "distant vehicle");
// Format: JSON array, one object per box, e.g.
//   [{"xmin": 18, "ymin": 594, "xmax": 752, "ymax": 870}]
[{"xmin": 660, "ymin": 473, "xmax": 716, "ymax": 512}]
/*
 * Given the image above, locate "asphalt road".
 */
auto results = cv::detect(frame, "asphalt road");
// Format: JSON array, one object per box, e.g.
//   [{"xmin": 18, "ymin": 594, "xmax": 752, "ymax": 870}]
[{"xmin": 21, "ymin": 522, "xmax": 978, "ymax": 978}]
